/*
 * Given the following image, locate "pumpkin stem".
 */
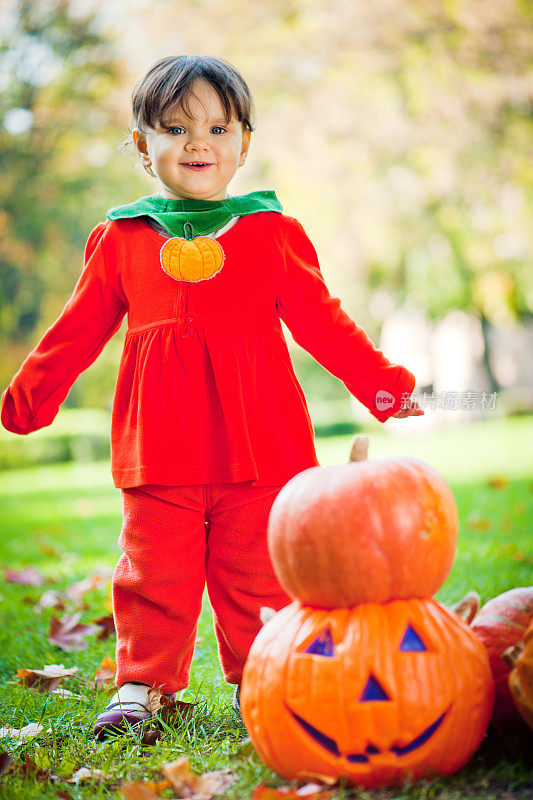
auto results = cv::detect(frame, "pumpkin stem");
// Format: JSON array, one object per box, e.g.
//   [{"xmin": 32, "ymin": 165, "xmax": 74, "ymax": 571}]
[
  {"xmin": 451, "ymin": 591, "xmax": 481, "ymax": 624},
  {"xmin": 183, "ymin": 221, "xmax": 195, "ymax": 240},
  {"xmin": 502, "ymin": 641, "xmax": 525, "ymax": 668},
  {"xmin": 349, "ymin": 435, "xmax": 369, "ymax": 462}
]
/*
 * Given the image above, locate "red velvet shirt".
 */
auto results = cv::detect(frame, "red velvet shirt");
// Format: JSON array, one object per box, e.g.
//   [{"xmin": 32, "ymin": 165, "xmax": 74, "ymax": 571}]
[{"xmin": 1, "ymin": 213, "xmax": 415, "ymax": 487}]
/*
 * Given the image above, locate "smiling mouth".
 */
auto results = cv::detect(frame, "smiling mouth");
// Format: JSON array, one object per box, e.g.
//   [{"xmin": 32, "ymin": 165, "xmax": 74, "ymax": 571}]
[
  {"xmin": 288, "ymin": 706, "xmax": 448, "ymax": 761},
  {"xmin": 181, "ymin": 162, "xmax": 213, "ymax": 170}
]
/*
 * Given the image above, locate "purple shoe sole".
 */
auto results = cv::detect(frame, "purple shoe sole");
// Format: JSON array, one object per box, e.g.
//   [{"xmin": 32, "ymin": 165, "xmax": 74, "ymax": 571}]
[{"xmin": 93, "ymin": 708, "xmax": 150, "ymax": 740}]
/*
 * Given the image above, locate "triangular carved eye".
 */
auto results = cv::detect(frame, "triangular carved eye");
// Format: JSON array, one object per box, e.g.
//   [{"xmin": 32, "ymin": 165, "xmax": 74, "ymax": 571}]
[
  {"xmin": 399, "ymin": 624, "xmax": 427, "ymax": 652},
  {"xmin": 304, "ymin": 628, "xmax": 334, "ymax": 657}
]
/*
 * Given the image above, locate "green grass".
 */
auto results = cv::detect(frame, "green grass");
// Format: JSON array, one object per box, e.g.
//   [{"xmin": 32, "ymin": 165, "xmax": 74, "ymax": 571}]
[{"xmin": 0, "ymin": 416, "xmax": 532, "ymax": 799}]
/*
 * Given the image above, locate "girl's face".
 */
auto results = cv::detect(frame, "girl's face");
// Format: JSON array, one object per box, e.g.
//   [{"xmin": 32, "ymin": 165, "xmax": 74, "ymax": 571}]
[{"xmin": 133, "ymin": 79, "xmax": 251, "ymax": 201}]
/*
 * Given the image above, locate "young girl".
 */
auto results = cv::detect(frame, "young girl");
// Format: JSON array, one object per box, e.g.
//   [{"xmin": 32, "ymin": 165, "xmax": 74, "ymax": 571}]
[{"xmin": 1, "ymin": 55, "xmax": 422, "ymax": 738}]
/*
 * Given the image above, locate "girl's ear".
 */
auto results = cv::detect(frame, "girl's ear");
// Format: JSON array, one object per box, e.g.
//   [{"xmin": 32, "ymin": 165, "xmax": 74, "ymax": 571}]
[
  {"xmin": 132, "ymin": 129, "xmax": 151, "ymax": 168},
  {"xmin": 239, "ymin": 129, "xmax": 251, "ymax": 166}
]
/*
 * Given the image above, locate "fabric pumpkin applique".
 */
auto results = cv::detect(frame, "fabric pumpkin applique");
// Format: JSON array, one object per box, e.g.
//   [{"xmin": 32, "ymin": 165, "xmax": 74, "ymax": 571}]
[{"xmin": 160, "ymin": 222, "xmax": 225, "ymax": 282}]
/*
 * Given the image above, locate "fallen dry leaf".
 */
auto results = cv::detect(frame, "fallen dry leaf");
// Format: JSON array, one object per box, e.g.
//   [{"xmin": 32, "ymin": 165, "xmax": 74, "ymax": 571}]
[
  {"xmin": 120, "ymin": 783, "xmax": 161, "ymax": 800},
  {"xmin": 50, "ymin": 687, "xmax": 80, "ymax": 699},
  {"xmin": 147, "ymin": 688, "xmax": 196, "ymax": 722},
  {"xmin": 95, "ymin": 656, "xmax": 117, "ymax": 689},
  {"xmin": 465, "ymin": 512, "xmax": 491, "ymax": 531},
  {"xmin": 161, "ymin": 757, "xmax": 235, "ymax": 799},
  {"xmin": 16, "ymin": 664, "xmax": 78, "ymax": 693},
  {"xmin": 0, "ymin": 751, "xmax": 13, "ymax": 774},
  {"xmin": 66, "ymin": 767, "xmax": 107, "ymax": 783},
  {"xmin": 35, "ymin": 589, "xmax": 65, "ymax": 613},
  {"xmin": 48, "ymin": 612, "xmax": 101, "ymax": 652},
  {"xmin": 19, "ymin": 752, "xmax": 60, "ymax": 782},
  {"xmin": 64, "ymin": 574, "xmax": 102, "ymax": 604},
  {"xmin": 34, "ymin": 535, "xmax": 61, "ymax": 558},
  {"xmin": 3, "ymin": 566, "xmax": 46, "ymax": 586},
  {"xmin": 93, "ymin": 614, "xmax": 116, "ymax": 640},
  {"xmin": 144, "ymin": 779, "xmax": 173, "ymax": 793},
  {"xmin": 0, "ymin": 722, "xmax": 49, "ymax": 739},
  {"xmin": 35, "ymin": 573, "xmax": 106, "ymax": 614},
  {"xmin": 486, "ymin": 475, "xmax": 509, "ymax": 490},
  {"xmin": 139, "ymin": 728, "xmax": 163, "ymax": 746}
]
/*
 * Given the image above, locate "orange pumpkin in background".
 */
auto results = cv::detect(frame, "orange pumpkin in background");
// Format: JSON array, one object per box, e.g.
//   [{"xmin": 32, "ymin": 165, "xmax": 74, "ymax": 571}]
[
  {"xmin": 240, "ymin": 437, "xmax": 494, "ymax": 789},
  {"xmin": 507, "ymin": 619, "xmax": 533, "ymax": 731},
  {"xmin": 160, "ymin": 235, "xmax": 225, "ymax": 282},
  {"xmin": 267, "ymin": 437, "xmax": 458, "ymax": 608}
]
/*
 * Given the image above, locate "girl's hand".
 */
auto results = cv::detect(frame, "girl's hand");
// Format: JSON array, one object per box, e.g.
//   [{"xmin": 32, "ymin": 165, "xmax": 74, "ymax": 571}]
[{"xmin": 392, "ymin": 398, "xmax": 425, "ymax": 418}]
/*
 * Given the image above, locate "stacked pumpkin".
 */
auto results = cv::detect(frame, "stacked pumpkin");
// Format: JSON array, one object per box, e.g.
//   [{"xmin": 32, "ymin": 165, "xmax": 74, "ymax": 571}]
[{"xmin": 240, "ymin": 437, "xmax": 495, "ymax": 789}]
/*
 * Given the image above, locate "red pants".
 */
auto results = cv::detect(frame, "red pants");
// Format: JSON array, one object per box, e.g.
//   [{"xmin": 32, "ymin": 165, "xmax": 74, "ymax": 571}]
[{"xmin": 112, "ymin": 481, "xmax": 290, "ymax": 692}]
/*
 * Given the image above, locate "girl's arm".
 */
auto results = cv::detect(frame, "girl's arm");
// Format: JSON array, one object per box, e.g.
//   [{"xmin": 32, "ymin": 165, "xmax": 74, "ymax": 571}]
[
  {"xmin": 276, "ymin": 217, "xmax": 417, "ymax": 423},
  {"xmin": 1, "ymin": 222, "xmax": 127, "ymax": 435}
]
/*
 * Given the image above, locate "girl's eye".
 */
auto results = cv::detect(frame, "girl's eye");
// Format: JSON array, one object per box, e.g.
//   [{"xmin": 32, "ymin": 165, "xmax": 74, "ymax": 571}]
[
  {"xmin": 167, "ymin": 127, "xmax": 185, "ymax": 135},
  {"xmin": 211, "ymin": 126, "xmax": 226, "ymax": 135}
]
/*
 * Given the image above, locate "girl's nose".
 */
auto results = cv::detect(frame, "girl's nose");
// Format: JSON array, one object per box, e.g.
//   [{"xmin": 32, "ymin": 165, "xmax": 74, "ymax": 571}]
[{"xmin": 185, "ymin": 134, "xmax": 210, "ymax": 151}]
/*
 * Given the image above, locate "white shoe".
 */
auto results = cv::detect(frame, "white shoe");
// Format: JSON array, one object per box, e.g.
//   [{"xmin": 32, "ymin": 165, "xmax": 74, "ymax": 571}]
[{"xmin": 106, "ymin": 682, "xmax": 153, "ymax": 719}]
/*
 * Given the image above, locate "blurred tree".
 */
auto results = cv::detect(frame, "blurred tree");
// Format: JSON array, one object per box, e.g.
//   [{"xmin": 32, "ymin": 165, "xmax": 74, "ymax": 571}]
[
  {"xmin": 1, "ymin": 0, "xmax": 532, "ymax": 407},
  {"xmin": 0, "ymin": 0, "xmax": 143, "ymax": 398}
]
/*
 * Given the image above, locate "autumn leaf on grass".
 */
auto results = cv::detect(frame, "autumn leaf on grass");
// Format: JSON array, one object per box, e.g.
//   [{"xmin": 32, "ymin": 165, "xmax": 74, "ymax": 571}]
[
  {"xmin": 35, "ymin": 589, "xmax": 66, "ymax": 614},
  {"xmin": 147, "ymin": 687, "xmax": 196, "ymax": 721},
  {"xmin": 252, "ymin": 782, "xmax": 337, "ymax": 799},
  {"xmin": 95, "ymin": 656, "xmax": 117, "ymax": 689},
  {"xmin": 3, "ymin": 566, "xmax": 45, "ymax": 586},
  {"xmin": 64, "ymin": 574, "xmax": 103, "ymax": 604},
  {"xmin": 36, "ymin": 573, "xmax": 105, "ymax": 614},
  {"xmin": 93, "ymin": 614, "xmax": 116, "ymax": 640},
  {"xmin": 0, "ymin": 752, "xmax": 13, "ymax": 774},
  {"xmin": 120, "ymin": 784, "xmax": 162, "ymax": 800},
  {"xmin": 16, "ymin": 752, "xmax": 62, "ymax": 783},
  {"xmin": 0, "ymin": 723, "xmax": 50, "ymax": 740},
  {"xmin": 486, "ymin": 475, "xmax": 509, "ymax": 490},
  {"xmin": 465, "ymin": 511, "xmax": 491, "ymax": 531},
  {"xmin": 16, "ymin": 664, "xmax": 78, "ymax": 693},
  {"xmin": 48, "ymin": 612, "xmax": 100, "ymax": 652},
  {"xmin": 34, "ymin": 534, "xmax": 61, "ymax": 558},
  {"xmin": 66, "ymin": 767, "xmax": 108, "ymax": 783},
  {"xmin": 161, "ymin": 756, "xmax": 235, "ymax": 799}
]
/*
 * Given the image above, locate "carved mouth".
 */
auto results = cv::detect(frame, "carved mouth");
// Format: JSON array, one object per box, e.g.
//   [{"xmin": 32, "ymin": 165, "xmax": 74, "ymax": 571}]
[{"xmin": 288, "ymin": 706, "xmax": 448, "ymax": 761}]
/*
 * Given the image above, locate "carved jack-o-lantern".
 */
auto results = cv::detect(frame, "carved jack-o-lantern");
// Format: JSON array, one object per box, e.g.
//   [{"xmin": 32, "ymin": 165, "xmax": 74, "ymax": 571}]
[{"xmin": 241, "ymin": 598, "xmax": 494, "ymax": 788}]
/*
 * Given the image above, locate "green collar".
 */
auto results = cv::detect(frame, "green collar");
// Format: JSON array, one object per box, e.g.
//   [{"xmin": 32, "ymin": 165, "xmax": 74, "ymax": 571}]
[{"xmin": 106, "ymin": 190, "xmax": 283, "ymax": 238}]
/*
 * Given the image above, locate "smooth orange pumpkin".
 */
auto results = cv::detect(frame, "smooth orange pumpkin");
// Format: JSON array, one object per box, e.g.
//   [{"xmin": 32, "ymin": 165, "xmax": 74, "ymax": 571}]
[
  {"xmin": 160, "ymin": 236, "xmax": 225, "ymax": 282},
  {"xmin": 241, "ymin": 598, "xmax": 494, "ymax": 788},
  {"xmin": 267, "ymin": 437, "xmax": 458, "ymax": 608}
]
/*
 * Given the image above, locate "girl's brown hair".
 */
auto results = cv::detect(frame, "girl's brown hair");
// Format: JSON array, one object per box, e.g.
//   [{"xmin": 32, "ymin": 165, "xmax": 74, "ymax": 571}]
[{"xmin": 131, "ymin": 54, "xmax": 255, "ymax": 134}]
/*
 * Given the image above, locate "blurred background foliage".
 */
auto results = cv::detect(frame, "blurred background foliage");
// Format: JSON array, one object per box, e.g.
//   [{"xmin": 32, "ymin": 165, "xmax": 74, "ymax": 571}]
[{"xmin": 0, "ymin": 0, "xmax": 532, "ymax": 455}]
